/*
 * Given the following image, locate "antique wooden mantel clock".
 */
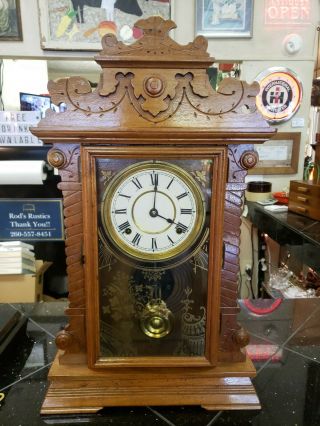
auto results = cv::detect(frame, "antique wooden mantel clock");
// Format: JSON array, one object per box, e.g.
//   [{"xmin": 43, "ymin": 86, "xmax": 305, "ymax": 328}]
[{"xmin": 32, "ymin": 17, "xmax": 275, "ymax": 414}]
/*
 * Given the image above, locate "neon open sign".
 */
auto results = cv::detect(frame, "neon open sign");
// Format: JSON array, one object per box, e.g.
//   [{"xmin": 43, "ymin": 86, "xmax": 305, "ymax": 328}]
[{"xmin": 265, "ymin": 0, "xmax": 311, "ymax": 25}]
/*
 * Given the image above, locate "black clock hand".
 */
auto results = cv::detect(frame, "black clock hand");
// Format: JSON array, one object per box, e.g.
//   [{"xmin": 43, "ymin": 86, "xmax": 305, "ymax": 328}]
[
  {"xmin": 156, "ymin": 212, "xmax": 177, "ymax": 225},
  {"xmin": 152, "ymin": 180, "xmax": 158, "ymax": 210},
  {"xmin": 156, "ymin": 212, "xmax": 188, "ymax": 234}
]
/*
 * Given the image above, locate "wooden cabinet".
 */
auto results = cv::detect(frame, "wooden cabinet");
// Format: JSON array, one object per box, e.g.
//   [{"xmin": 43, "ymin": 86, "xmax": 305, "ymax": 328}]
[
  {"xmin": 289, "ymin": 180, "xmax": 320, "ymax": 220},
  {"xmin": 31, "ymin": 17, "xmax": 275, "ymax": 414}
]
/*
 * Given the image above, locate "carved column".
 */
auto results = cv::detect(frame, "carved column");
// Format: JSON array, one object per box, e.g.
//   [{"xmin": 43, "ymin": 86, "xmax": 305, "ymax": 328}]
[
  {"xmin": 219, "ymin": 146, "xmax": 258, "ymax": 362},
  {"xmin": 48, "ymin": 144, "xmax": 86, "ymax": 362}
]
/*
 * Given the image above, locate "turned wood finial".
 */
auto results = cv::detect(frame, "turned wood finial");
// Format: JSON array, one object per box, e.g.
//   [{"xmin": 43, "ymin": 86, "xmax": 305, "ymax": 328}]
[
  {"xmin": 233, "ymin": 327, "xmax": 250, "ymax": 348},
  {"xmin": 48, "ymin": 149, "xmax": 67, "ymax": 169},
  {"xmin": 55, "ymin": 330, "xmax": 75, "ymax": 351},
  {"xmin": 240, "ymin": 151, "xmax": 259, "ymax": 170}
]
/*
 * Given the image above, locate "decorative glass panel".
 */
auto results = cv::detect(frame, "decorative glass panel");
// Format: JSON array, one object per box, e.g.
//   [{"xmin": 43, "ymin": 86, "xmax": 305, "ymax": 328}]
[{"xmin": 96, "ymin": 158, "xmax": 213, "ymax": 358}]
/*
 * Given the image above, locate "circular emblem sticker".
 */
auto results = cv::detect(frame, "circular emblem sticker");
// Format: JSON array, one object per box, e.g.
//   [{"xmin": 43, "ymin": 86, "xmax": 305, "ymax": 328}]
[{"xmin": 255, "ymin": 68, "xmax": 303, "ymax": 123}]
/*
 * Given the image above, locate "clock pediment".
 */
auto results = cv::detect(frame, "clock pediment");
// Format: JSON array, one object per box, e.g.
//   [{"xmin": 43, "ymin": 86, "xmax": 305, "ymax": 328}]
[{"xmin": 32, "ymin": 17, "xmax": 274, "ymax": 141}]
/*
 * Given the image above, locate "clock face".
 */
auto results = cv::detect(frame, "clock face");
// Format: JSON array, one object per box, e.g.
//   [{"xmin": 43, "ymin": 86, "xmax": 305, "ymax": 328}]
[{"xmin": 101, "ymin": 161, "xmax": 206, "ymax": 262}]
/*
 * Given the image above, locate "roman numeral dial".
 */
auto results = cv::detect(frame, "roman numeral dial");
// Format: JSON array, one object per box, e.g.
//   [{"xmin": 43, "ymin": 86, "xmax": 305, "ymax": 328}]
[{"xmin": 102, "ymin": 161, "xmax": 206, "ymax": 262}]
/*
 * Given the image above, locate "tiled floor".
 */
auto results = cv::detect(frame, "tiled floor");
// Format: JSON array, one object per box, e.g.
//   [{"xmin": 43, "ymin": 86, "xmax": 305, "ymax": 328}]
[{"xmin": 1, "ymin": 299, "xmax": 320, "ymax": 426}]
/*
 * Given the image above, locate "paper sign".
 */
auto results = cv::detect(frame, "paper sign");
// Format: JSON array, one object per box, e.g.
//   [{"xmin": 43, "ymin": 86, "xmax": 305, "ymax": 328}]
[
  {"xmin": 256, "ymin": 145, "xmax": 288, "ymax": 161},
  {"xmin": 0, "ymin": 199, "xmax": 64, "ymax": 241}
]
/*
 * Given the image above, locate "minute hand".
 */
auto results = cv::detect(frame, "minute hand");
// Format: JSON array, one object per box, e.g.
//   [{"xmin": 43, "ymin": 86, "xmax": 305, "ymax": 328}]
[{"xmin": 152, "ymin": 182, "xmax": 157, "ymax": 210}]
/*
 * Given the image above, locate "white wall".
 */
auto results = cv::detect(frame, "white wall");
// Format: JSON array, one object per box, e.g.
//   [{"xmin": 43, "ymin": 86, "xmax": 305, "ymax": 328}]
[
  {"xmin": 1, "ymin": 1, "xmax": 317, "ymax": 189},
  {"xmin": 175, "ymin": 1, "xmax": 317, "ymax": 61},
  {"xmin": 2, "ymin": 60, "xmax": 48, "ymax": 110},
  {"xmin": 47, "ymin": 60, "xmax": 100, "ymax": 83}
]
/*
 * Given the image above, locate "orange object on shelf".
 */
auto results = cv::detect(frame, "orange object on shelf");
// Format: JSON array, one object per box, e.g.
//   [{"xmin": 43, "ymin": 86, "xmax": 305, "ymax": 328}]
[{"xmin": 273, "ymin": 192, "xmax": 289, "ymax": 204}]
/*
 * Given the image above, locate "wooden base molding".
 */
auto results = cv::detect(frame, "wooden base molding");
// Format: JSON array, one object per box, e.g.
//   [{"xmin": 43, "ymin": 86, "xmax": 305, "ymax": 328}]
[{"xmin": 41, "ymin": 353, "xmax": 260, "ymax": 414}]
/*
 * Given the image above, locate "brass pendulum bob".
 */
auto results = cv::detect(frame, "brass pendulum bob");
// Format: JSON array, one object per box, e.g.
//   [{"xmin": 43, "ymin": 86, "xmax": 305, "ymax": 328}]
[{"xmin": 140, "ymin": 299, "xmax": 173, "ymax": 339}]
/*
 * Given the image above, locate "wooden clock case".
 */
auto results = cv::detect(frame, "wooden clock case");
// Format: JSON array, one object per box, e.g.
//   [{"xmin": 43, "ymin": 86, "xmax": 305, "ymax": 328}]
[{"xmin": 31, "ymin": 17, "xmax": 275, "ymax": 414}]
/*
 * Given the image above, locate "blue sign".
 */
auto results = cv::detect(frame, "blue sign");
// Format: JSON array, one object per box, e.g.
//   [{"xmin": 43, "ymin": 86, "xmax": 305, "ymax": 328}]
[{"xmin": 0, "ymin": 199, "xmax": 64, "ymax": 241}]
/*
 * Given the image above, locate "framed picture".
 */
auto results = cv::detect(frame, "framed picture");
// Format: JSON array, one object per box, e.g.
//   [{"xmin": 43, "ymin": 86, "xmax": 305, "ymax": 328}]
[
  {"xmin": 0, "ymin": 0, "xmax": 22, "ymax": 41},
  {"xmin": 196, "ymin": 0, "xmax": 253, "ymax": 38},
  {"xmin": 248, "ymin": 132, "xmax": 301, "ymax": 175},
  {"xmin": 38, "ymin": 0, "xmax": 172, "ymax": 51}
]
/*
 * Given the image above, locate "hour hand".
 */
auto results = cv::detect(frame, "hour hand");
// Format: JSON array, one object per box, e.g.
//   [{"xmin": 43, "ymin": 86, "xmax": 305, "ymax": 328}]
[
  {"xmin": 156, "ymin": 213, "xmax": 187, "ymax": 234},
  {"xmin": 156, "ymin": 213, "xmax": 177, "ymax": 225},
  {"xmin": 149, "ymin": 209, "xmax": 170, "ymax": 221}
]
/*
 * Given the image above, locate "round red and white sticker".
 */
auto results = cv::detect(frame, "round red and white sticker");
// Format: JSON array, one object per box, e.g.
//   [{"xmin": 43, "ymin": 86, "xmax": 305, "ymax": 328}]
[{"xmin": 255, "ymin": 68, "xmax": 303, "ymax": 123}]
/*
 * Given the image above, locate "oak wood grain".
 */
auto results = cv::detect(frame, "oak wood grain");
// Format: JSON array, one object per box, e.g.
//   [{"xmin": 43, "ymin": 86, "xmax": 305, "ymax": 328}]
[
  {"xmin": 30, "ymin": 16, "xmax": 275, "ymax": 412},
  {"xmin": 41, "ymin": 352, "xmax": 260, "ymax": 413}
]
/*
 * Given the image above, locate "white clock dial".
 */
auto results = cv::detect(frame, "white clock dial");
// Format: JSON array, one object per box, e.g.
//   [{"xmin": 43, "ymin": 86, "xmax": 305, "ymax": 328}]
[{"xmin": 102, "ymin": 162, "xmax": 205, "ymax": 261}]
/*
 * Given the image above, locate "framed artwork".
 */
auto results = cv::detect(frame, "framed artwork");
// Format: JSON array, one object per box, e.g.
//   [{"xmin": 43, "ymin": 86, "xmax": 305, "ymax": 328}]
[
  {"xmin": 255, "ymin": 67, "xmax": 303, "ymax": 124},
  {"xmin": 248, "ymin": 132, "xmax": 301, "ymax": 175},
  {"xmin": 0, "ymin": 0, "xmax": 22, "ymax": 41},
  {"xmin": 38, "ymin": 0, "xmax": 172, "ymax": 51},
  {"xmin": 196, "ymin": 0, "xmax": 253, "ymax": 38}
]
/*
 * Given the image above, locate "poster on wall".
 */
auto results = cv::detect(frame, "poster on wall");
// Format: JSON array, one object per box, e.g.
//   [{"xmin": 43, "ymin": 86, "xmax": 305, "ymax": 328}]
[
  {"xmin": 0, "ymin": 0, "xmax": 23, "ymax": 41},
  {"xmin": 196, "ymin": 0, "xmax": 253, "ymax": 38},
  {"xmin": 38, "ymin": 0, "xmax": 172, "ymax": 51}
]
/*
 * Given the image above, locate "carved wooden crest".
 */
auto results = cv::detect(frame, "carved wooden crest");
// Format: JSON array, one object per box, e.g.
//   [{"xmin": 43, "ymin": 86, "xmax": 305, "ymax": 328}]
[{"xmin": 33, "ymin": 16, "xmax": 271, "ymax": 139}]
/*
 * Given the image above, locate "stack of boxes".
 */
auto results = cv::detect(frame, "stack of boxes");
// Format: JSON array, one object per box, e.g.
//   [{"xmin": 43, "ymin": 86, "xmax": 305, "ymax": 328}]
[
  {"xmin": 0, "ymin": 241, "xmax": 52, "ymax": 302},
  {"xmin": 0, "ymin": 241, "xmax": 35, "ymax": 274}
]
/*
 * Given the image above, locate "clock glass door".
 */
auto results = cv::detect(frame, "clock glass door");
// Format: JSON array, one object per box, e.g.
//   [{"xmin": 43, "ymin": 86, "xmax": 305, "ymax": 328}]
[{"xmin": 84, "ymin": 149, "xmax": 226, "ymax": 366}]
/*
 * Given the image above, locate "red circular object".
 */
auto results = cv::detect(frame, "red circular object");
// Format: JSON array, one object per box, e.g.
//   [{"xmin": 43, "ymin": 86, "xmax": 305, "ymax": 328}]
[
  {"xmin": 133, "ymin": 26, "xmax": 143, "ymax": 39},
  {"xmin": 243, "ymin": 299, "xmax": 282, "ymax": 315}
]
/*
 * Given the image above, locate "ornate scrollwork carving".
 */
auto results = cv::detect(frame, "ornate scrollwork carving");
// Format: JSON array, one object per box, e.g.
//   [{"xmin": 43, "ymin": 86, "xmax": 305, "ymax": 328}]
[
  {"xmin": 96, "ymin": 16, "xmax": 209, "ymax": 60},
  {"xmin": 132, "ymin": 72, "xmax": 177, "ymax": 116},
  {"xmin": 33, "ymin": 17, "xmax": 271, "ymax": 132},
  {"xmin": 44, "ymin": 70, "xmax": 261, "ymax": 125}
]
